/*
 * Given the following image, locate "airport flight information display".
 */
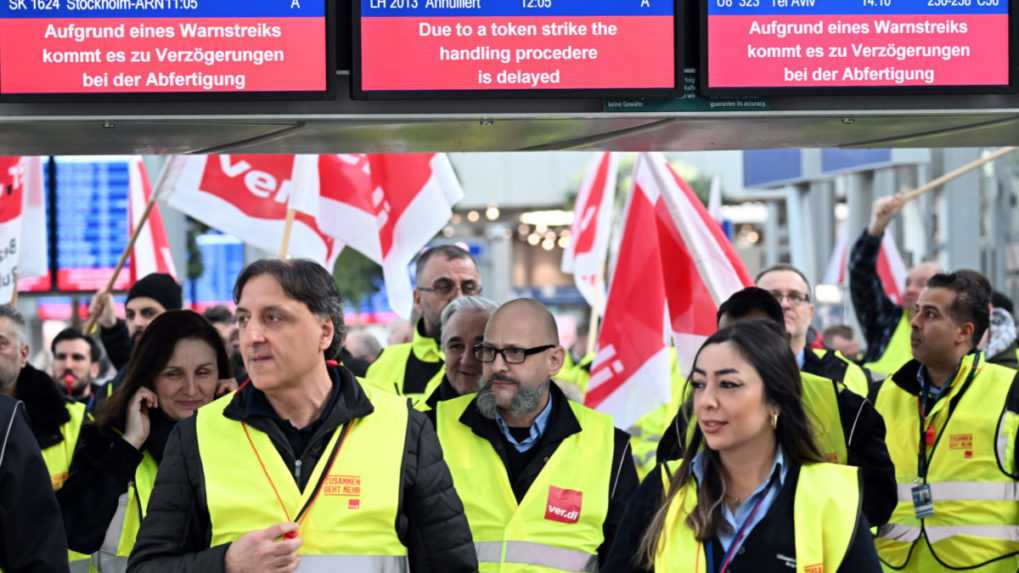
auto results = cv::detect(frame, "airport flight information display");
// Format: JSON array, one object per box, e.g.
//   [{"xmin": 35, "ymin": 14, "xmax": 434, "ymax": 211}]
[
  {"xmin": 0, "ymin": 1, "xmax": 329, "ymax": 97},
  {"xmin": 356, "ymin": 0, "xmax": 679, "ymax": 96},
  {"xmin": 704, "ymin": 0, "xmax": 1012, "ymax": 92}
]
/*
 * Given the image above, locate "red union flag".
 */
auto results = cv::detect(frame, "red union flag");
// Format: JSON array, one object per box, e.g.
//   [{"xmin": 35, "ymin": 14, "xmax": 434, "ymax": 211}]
[
  {"xmin": 165, "ymin": 155, "xmax": 339, "ymax": 268},
  {"xmin": 585, "ymin": 153, "xmax": 751, "ymax": 428},
  {"xmin": 128, "ymin": 157, "xmax": 178, "ymax": 283},
  {"xmin": 824, "ymin": 229, "xmax": 907, "ymax": 305},
  {"xmin": 295, "ymin": 153, "xmax": 464, "ymax": 319},
  {"xmin": 561, "ymin": 152, "xmax": 618, "ymax": 313}
]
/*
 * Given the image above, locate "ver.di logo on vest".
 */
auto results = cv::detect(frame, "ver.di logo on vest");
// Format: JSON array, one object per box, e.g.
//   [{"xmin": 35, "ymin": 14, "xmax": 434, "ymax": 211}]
[{"xmin": 545, "ymin": 486, "xmax": 582, "ymax": 524}]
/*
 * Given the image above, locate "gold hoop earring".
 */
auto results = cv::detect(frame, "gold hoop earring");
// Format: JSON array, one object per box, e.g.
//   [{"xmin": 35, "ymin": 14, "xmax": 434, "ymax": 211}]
[{"xmin": 770, "ymin": 412, "xmax": 779, "ymax": 429}]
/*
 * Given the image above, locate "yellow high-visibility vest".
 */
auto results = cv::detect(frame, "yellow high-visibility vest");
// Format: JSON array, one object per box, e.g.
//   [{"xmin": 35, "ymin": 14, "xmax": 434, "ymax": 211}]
[
  {"xmin": 436, "ymin": 394, "xmax": 614, "ymax": 572},
  {"xmin": 91, "ymin": 450, "xmax": 158, "ymax": 573},
  {"xmin": 41, "ymin": 401, "xmax": 87, "ymax": 491},
  {"xmin": 873, "ymin": 354, "xmax": 1019, "ymax": 570},
  {"xmin": 39, "ymin": 401, "xmax": 90, "ymax": 571},
  {"xmin": 364, "ymin": 328, "xmax": 444, "ymax": 410},
  {"xmin": 196, "ymin": 384, "xmax": 410, "ymax": 571},
  {"xmin": 673, "ymin": 372, "xmax": 847, "ymax": 466},
  {"xmin": 865, "ymin": 315, "xmax": 913, "ymax": 378},
  {"xmin": 654, "ymin": 460, "xmax": 860, "ymax": 573},
  {"xmin": 812, "ymin": 348, "xmax": 870, "ymax": 397}
]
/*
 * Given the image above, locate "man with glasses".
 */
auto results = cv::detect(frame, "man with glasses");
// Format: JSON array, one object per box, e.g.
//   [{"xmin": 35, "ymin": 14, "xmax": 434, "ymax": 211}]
[
  {"xmin": 756, "ymin": 263, "xmax": 873, "ymax": 397},
  {"xmin": 433, "ymin": 298, "xmax": 637, "ymax": 571},
  {"xmin": 365, "ymin": 245, "xmax": 482, "ymax": 408}
]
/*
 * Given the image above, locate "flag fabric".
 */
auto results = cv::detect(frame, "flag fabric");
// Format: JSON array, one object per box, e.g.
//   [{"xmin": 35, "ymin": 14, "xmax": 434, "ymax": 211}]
[
  {"xmin": 18, "ymin": 156, "xmax": 47, "ymax": 281},
  {"xmin": 128, "ymin": 157, "xmax": 178, "ymax": 283},
  {"xmin": 561, "ymin": 152, "xmax": 618, "ymax": 314},
  {"xmin": 299, "ymin": 153, "xmax": 464, "ymax": 319},
  {"xmin": 823, "ymin": 228, "xmax": 907, "ymax": 305},
  {"xmin": 164, "ymin": 155, "xmax": 340, "ymax": 268},
  {"xmin": 585, "ymin": 152, "xmax": 751, "ymax": 429},
  {"xmin": 0, "ymin": 157, "xmax": 25, "ymax": 303}
]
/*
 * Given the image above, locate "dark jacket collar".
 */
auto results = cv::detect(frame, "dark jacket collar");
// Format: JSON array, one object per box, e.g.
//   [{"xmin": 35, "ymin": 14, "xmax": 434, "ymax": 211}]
[
  {"xmin": 223, "ymin": 364, "xmax": 374, "ymax": 429},
  {"xmin": 890, "ymin": 352, "xmax": 981, "ymax": 396},
  {"xmin": 801, "ymin": 348, "xmax": 850, "ymax": 386},
  {"xmin": 458, "ymin": 381, "xmax": 581, "ymax": 450},
  {"xmin": 15, "ymin": 364, "xmax": 71, "ymax": 447},
  {"xmin": 425, "ymin": 375, "xmax": 462, "ymax": 411}
]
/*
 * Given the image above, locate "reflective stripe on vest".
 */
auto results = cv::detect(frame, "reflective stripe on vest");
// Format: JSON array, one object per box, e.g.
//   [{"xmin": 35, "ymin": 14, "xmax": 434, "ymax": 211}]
[
  {"xmin": 437, "ymin": 394, "xmax": 614, "ymax": 572},
  {"xmin": 363, "ymin": 328, "xmax": 444, "ymax": 410},
  {"xmin": 92, "ymin": 451, "xmax": 159, "ymax": 572},
  {"xmin": 196, "ymin": 384, "xmax": 409, "ymax": 564},
  {"xmin": 875, "ymin": 354, "xmax": 1019, "ymax": 569},
  {"xmin": 474, "ymin": 541, "xmax": 595, "ymax": 571},
  {"xmin": 90, "ymin": 554, "xmax": 411, "ymax": 573},
  {"xmin": 68, "ymin": 560, "xmax": 91, "ymax": 573},
  {"xmin": 878, "ymin": 524, "xmax": 1019, "ymax": 544},
  {"xmin": 893, "ymin": 482, "xmax": 1019, "ymax": 503},
  {"xmin": 864, "ymin": 314, "xmax": 912, "ymax": 377},
  {"xmin": 654, "ymin": 461, "xmax": 860, "ymax": 573}
]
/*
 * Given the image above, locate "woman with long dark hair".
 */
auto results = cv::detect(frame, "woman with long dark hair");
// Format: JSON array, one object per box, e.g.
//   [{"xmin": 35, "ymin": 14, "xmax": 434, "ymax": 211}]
[
  {"xmin": 604, "ymin": 320, "xmax": 881, "ymax": 573},
  {"xmin": 56, "ymin": 310, "xmax": 231, "ymax": 572}
]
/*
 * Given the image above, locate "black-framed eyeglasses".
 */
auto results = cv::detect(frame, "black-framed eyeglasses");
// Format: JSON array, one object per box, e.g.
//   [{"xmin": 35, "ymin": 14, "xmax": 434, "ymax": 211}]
[
  {"xmin": 417, "ymin": 277, "xmax": 482, "ymax": 296},
  {"xmin": 768, "ymin": 290, "xmax": 811, "ymax": 305},
  {"xmin": 473, "ymin": 344, "xmax": 555, "ymax": 364}
]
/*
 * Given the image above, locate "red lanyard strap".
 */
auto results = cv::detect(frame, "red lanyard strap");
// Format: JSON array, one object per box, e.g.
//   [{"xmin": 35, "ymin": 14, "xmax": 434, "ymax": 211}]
[{"xmin": 241, "ymin": 418, "xmax": 356, "ymax": 533}]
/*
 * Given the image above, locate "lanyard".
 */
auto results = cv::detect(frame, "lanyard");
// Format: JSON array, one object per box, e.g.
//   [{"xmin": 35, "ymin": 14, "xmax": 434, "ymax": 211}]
[
  {"xmin": 704, "ymin": 470, "xmax": 779, "ymax": 573},
  {"xmin": 241, "ymin": 419, "xmax": 354, "ymax": 537},
  {"xmin": 916, "ymin": 354, "xmax": 979, "ymax": 480}
]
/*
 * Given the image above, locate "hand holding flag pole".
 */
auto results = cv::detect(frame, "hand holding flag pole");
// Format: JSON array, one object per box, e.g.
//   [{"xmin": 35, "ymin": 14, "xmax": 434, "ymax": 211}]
[{"xmin": 84, "ymin": 159, "xmax": 174, "ymax": 336}]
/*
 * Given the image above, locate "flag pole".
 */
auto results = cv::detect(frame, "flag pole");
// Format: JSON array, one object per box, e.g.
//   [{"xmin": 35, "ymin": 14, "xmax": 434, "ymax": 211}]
[
  {"xmin": 585, "ymin": 303, "xmax": 600, "ymax": 357},
  {"xmin": 278, "ymin": 208, "xmax": 296, "ymax": 259},
  {"xmin": 8, "ymin": 271, "xmax": 17, "ymax": 306},
  {"xmin": 84, "ymin": 159, "xmax": 173, "ymax": 336},
  {"xmin": 902, "ymin": 146, "xmax": 1016, "ymax": 202}
]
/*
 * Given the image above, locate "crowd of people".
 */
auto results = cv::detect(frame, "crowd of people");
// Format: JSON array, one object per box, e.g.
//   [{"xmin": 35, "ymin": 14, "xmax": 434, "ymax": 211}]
[{"xmin": 0, "ymin": 193, "xmax": 1015, "ymax": 573}]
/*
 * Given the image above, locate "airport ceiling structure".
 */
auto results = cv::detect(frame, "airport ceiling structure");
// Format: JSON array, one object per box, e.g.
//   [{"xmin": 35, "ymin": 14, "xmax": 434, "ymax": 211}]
[{"xmin": 1, "ymin": 0, "xmax": 1017, "ymax": 154}]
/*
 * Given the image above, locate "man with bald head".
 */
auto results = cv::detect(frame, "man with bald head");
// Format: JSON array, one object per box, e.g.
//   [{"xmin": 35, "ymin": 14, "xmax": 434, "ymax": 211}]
[
  {"xmin": 850, "ymin": 194, "xmax": 941, "ymax": 377},
  {"xmin": 434, "ymin": 298, "xmax": 637, "ymax": 571}
]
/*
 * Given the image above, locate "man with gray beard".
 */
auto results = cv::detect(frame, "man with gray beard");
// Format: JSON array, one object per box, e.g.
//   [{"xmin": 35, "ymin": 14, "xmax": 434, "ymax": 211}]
[{"xmin": 433, "ymin": 299, "xmax": 637, "ymax": 570}]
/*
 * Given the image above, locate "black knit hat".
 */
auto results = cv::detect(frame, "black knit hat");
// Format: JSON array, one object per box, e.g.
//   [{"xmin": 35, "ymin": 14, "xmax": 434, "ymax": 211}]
[{"xmin": 127, "ymin": 273, "xmax": 182, "ymax": 311}]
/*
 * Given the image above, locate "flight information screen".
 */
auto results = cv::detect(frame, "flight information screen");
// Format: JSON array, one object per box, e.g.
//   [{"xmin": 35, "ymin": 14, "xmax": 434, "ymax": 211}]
[
  {"xmin": 0, "ymin": 0, "xmax": 330, "ymax": 97},
  {"xmin": 355, "ymin": 0, "xmax": 679, "ymax": 96},
  {"xmin": 51, "ymin": 157, "xmax": 132, "ymax": 292},
  {"xmin": 703, "ymin": 0, "xmax": 1012, "ymax": 92}
]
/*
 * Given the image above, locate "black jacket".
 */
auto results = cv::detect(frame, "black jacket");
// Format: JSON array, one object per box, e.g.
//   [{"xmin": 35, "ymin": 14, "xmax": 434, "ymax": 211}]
[
  {"xmin": 656, "ymin": 364, "xmax": 898, "ymax": 528},
  {"xmin": 430, "ymin": 383, "xmax": 639, "ymax": 568},
  {"xmin": 57, "ymin": 410, "xmax": 176, "ymax": 554},
  {"xmin": 602, "ymin": 462, "xmax": 881, "ymax": 573},
  {"xmin": 423, "ymin": 375, "xmax": 461, "ymax": 411},
  {"xmin": 126, "ymin": 365, "xmax": 476, "ymax": 573},
  {"xmin": 0, "ymin": 396, "xmax": 70, "ymax": 573},
  {"xmin": 99, "ymin": 320, "xmax": 133, "ymax": 372},
  {"xmin": 15, "ymin": 364, "xmax": 73, "ymax": 451}
]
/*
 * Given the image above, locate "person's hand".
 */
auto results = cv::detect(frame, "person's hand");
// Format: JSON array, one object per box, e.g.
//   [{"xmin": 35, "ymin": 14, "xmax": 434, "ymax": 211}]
[
  {"xmin": 122, "ymin": 387, "xmax": 158, "ymax": 449},
  {"xmin": 868, "ymin": 193, "xmax": 907, "ymax": 237},
  {"xmin": 224, "ymin": 522, "xmax": 302, "ymax": 573},
  {"xmin": 89, "ymin": 290, "xmax": 117, "ymax": 329},
  {"xmin": 216, "ymin": 378, "xmax": 239, "ymax": 397}
]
